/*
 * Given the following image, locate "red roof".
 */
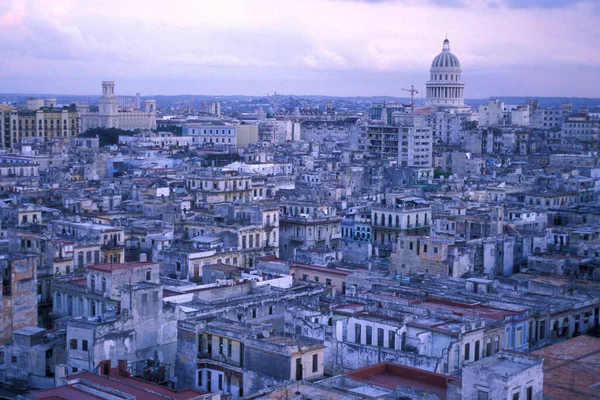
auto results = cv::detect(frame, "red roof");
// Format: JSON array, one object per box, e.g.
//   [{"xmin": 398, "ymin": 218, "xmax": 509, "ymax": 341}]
[
  {"xmin": 88, "ymin": 261, "xmax": 156, "ymax": 272},
  {"xmin": 346, "ymin": 362, "xmax": 460, "ymax": 400},
  {"xmin": 415, "ymin": 297, "xmax": 524, "ymax": 320},
  {"xmin": 30, "ymin": 368, "xmax": 206, "ymax": 400},
  {"xmin": 290, "ymin": 262, "xmax": 353, "ymax": 277}
]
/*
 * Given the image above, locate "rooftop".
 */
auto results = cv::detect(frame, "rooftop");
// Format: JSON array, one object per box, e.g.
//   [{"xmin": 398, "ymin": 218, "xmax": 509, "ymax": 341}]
[
  {"xmin": 345, "ymin": 362, "xmax": 460, "ymax": 400},
  {"xmin": 531, "ymin": 335, "xmax": 600, "ymax": 400},
  {"xmin": 88, "ymin": 261, "xmax": 157, "ymax": 272},
  {"xmin": 28, "ymin": 367, "xmax": 206, "ymax": 400}
]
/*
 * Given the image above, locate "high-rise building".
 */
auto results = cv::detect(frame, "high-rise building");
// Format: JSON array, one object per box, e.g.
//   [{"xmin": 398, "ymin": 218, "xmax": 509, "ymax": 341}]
[{"xmin": 425, "ymin": 38, "xmax": 465, "ymax": 108}]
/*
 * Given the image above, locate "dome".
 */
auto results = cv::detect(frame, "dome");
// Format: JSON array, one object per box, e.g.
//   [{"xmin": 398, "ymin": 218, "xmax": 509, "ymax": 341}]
[{"xmin": 430, "ymin": 39, "xmax": 461, "ymax": 71}]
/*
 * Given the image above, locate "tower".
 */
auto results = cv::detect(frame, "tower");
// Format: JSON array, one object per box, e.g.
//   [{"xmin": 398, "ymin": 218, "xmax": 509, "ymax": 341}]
[
  {"xmin": 425, "ymin": 38, "xmax": 465, "ymax": 108},
  {"xmin": 99, "ymin": 81, "xmax": 118, "ymax": 118}
]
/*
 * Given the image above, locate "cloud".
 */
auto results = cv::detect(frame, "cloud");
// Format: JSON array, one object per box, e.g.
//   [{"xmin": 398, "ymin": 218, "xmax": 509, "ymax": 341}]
[{"xmin": 0, "ymin": 0, "xmax": 599, "ymax": 97}]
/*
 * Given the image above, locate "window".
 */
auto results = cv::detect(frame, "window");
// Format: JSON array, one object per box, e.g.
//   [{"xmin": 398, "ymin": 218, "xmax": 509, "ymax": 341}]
[
  {"xmin": 366, "ymin": 326, "xmax": 373, "ymax": 345},
  {"xmin": 325, "ymin": 278, "xmax": 332, "ymax": 286},
  {"xmin": 423, "ymin": 244, "xmax": 428, "ymax": 253},
  {"xmin": 219, "ymin": 337, "xmax": 224, "ymax": 355},
  {"xmin": 11, "ymin": 356, "xmax": 16, "ymax": 364},
  {"xmin": 252, "ymin": 309, "xmax": 257, "ymax": 319},
  {"xmin": 218, "ymin": 374, "xmax": 223, "ymax": 391},
  {"xmin": 72, "ymin": 367, "xmax": 78, "ymax": 373},
  {"xmin": 477, "ymin": 390, "xmax": 489, "ymax": 400},
  {"xmin": 355, "ymin": 323, "xmax": 362, "ymax": 344},
  {"xmin": 269, "ymin": 305, "xmax": 273, "ymax": 315},
  {"xmin": 227, "ymin": 340, "xmax": 232, "ymax": 357},
  {"xmin": 377, "ymin": 328, "xmax": 384, "ymax": 347},
  {"xmin": 70, "ymin": 339, "xmax": 77, "ymax": 350},
  {"xmin": 142, "ymin": 294, "xmax": 148, "ymax": 303},
  {"xmin": 146, "ymin": 270, "xmax": 151, "ymax": 280},
  {"xmin": 302, "ymin": 274, "xmax": 308, "ymax": 280},
  {"xmin": 176, "ymin": 262, "xmax": 181, "ymax": 272},
  {"xmin": 516, "ymin": 326, "xmax": 523, "ymax": 347},
  {"xmin": 512, "ymin": 393, "xmax": 519, "ymax": 400},
  {"xmin": 312, "ymin": 353, "xmax": 318, "ymax": 372},
  {"xmin": 82, "ymin": 340, "xmax": 88, "ymax": 351},
  {"xmin": 314, "ymin": 276, "xmax": 319, "ymax": 282},
  {"xmin": 526, "ymin": 386, "xmax": 533, "ymax": 400},
  {"xmin": 464, "ymin": 343, "xmax": 470, "ymax": 360},
  {"xmin": 389, "ymin": 331, "xmax": 396, "ymax": 349}
]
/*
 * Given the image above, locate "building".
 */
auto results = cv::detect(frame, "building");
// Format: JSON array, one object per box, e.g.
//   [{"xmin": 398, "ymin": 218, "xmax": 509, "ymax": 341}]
[
  {"xmin": 396, "ymin": 113, "xmax": 433, "ymax": 167},
  {"xmin": 1, "ymin": 255, "xmax": 39, "ymax": 344},
  {"xmin": 278, "ymin": 202, "xmax": 341, "ymax": 260},
  {"xmin": 180, "ymin": 319, "xmax": 325, "ymax": 399},
  {"xmin": 182, "ymin": 122, "xmax": 259, "ymax": 147},
  {"xmin": 561, "ymin": 111, "xmax": 600, "ymax": 151},
  {"xmin": 371, "ymin": 195, "xmax": 432, "ymax": 255},
  {"xmin": 370, "ymin": 102, "xmax": 405, "ymax": 124},
  {"xmin": 361, "ymin": 125, "xmax": 400, "ymax": 160},
  {"xmin": 199, "ymin": 101, "xmax": 221, "ymax": 118},
  {"xmin": 425, "ymin": 38, "xmax": 465, "ymax": 108},
  {"xmin": 462, "ymin": 352, "xmax": 543, "ymax": 400},
  {"xmin": 0, "ymin": 106, "xmax": 80, "ymax": 149},
  {"xmin": 1, "ymin": 327, "xmax": 66, "ymax": 389},
  {"xmin": 79, "ymin": 81, "xmax": 157, "ymax": 132}
]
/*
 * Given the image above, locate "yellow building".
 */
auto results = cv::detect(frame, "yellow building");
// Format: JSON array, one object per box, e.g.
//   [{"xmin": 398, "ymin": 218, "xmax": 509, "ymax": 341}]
[{"xmin": 0, "ymin": 105, "xmax": 80, "ymax": 149}]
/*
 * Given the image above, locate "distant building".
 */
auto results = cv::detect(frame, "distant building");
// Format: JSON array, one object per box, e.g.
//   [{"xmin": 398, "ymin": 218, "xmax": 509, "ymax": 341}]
[
  {"xmin": 0, "ymin": 106, "xmax": 79, "ymax": 149},
  {"xmin": 79, "ymin": 81, "xmax": 156, "ymax": 133},
  {"xmin": 183, "ymin": 122, "xmax": 258, "ymax": 147},
  {"xmin": 199, "ymin": 101, "xmax": 221, "ymax": 118},
  {"xmin": 425, "ymin": 38, "xmax": 465, "ymax": 108}
]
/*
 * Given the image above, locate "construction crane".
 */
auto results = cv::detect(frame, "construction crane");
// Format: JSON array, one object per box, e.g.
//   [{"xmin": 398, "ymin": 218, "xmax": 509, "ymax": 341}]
[{"xmin": 402, "ymin": 85, "xmax": 419, "ymax": 112}]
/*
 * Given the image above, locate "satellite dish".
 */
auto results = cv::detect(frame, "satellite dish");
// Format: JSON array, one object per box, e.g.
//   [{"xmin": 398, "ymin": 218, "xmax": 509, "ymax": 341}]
[{"xmin": 262, "ymin": 330, "xmax": 270, "ymax": 338}]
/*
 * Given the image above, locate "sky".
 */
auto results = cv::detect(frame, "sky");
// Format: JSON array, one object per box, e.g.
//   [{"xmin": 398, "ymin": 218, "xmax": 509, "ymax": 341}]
[{"xmin": 0, "ymin": 0, "xmax": 599, "ymax": 98}]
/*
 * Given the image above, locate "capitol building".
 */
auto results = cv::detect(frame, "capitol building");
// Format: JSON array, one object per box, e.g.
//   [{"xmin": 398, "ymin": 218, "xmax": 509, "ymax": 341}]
[
  {"xmin": 425, "ymin": 38, "xmax": 465, "ymax": 108},
  {"xmin": 79, "ymin": 81, "xmax": 157, "ymax": 133}
]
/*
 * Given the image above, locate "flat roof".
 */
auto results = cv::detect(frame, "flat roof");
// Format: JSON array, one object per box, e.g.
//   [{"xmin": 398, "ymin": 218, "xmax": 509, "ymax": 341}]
[
  {"xmin": 346, "ymin": 362, "xmax": 460, "ymax": 400},
  {"xmin": 290, "ymin": 262, "xmax": 353, "ymax": 277},
  {"xmin": 88, "ymin": 261, "xmax": 156, "ymax": 272},
  {"xmin": 30, "ymin": 368, "xmax": 205, "ymax": 400}
]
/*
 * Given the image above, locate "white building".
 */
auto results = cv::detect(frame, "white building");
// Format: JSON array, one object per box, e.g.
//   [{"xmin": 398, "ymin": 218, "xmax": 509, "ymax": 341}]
[
  {"xmin": 79, "ymin": 81, "xmax": 157, "ymax": 133},
  {"xmin": 182, "ymin": 122, "xmax": 259, "ymax": 147},
  {"xmin": 396, "ymin": 114, "xmax": 432, "ymax": 167},
  {"xmin": 478, "ymin": 99, "xmax": 504, "ymax": 127},
  {"xmin": 425, "ymin": 38, "xmax": 465, "ymax": 108}
]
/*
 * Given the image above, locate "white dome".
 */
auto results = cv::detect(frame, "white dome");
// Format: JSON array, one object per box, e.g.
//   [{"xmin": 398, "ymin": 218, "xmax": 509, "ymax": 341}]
[{"xmin": 430, "ymin": 39, "xmax": 461, "ymax": 72}]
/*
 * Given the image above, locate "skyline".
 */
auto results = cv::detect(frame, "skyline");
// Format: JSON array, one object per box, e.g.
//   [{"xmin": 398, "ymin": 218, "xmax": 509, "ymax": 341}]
[{"xmin": 1, "ymin": 0, "xmax": 599, "ymax": 98}]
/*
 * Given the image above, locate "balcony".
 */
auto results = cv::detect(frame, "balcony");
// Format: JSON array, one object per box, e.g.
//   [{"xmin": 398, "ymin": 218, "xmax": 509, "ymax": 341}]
[{"xmin": 197, "ymin": 352, "xmax": 243, "ymax": 372}]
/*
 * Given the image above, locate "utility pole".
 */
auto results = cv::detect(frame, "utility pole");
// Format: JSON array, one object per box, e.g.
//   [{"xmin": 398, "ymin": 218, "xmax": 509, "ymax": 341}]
[{"xmin": 402, "ymin": 85, "xmax": 419, "ymax": 112}]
